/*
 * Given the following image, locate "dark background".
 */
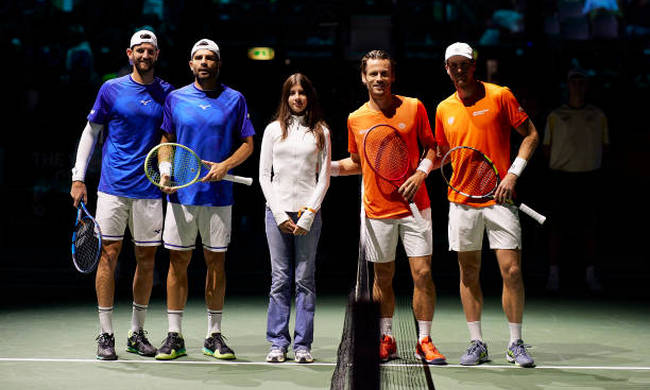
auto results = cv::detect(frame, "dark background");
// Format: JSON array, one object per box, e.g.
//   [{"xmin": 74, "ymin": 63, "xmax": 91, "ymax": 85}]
[{"xmin": 1, "ymin": 0, "xmax": 648, "ymax": 306}]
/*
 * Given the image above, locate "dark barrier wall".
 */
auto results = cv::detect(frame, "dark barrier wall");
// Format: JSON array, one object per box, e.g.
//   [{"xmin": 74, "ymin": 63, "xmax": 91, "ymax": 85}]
[{"xmin": 1, "ymin": 1, "xmax": 648, "ymax": 303}]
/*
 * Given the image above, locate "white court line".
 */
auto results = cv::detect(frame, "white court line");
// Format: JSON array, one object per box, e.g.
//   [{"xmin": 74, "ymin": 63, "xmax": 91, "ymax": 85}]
[{"xmin": 0, "ymin": 358, "xmax": 649, "ymax": 371}]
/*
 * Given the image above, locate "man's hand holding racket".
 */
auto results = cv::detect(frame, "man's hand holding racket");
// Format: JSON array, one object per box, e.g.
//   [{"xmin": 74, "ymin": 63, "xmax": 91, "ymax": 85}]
[
  {"xmin": 398, "ymin": 169, "xmax": 427, "ymax": 203},
  {"xmin": 494, "ymin": 172, "xmax": 517, "ymax": 204},
  {"xmin": 70, "ymin": 181, "xmax": 88, "ymax": 207},
  {"xmin": 201, "ymin": 160, "xmax": 229, "ymax": 182}
]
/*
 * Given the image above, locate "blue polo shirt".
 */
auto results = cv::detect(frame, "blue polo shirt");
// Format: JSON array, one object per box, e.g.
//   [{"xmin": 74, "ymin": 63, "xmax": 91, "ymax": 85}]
[
  {"xmin": 161, "ymin": 83, "xmax": 255, "ymax": 206},
  {"xmin": 88, "ymin": 75, "xmax": 173, "ymax": 199}
]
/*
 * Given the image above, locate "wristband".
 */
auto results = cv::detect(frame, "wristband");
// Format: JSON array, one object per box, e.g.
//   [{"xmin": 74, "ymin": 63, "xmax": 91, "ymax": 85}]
[
  {"xmin": 330, "ymin": 161, "xmax": 340, "ymax": 177},
  {"xmin": 298, "ymin": 207, "xmax": 317, "ymax": 218},
  {"xmin": 416, "ymin": 159, "xmax": 433, "ymax": 176},
  {"xmin": 159, "ymin": 161, "xmax": 172, "ymax": 176},
  {"xmin": 508, "ymin": 157, "xmax": 527, "ymax": 177}
]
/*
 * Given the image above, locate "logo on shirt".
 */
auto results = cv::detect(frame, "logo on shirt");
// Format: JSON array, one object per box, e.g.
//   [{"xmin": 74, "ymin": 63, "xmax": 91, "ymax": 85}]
[
  {"xmin": 398, "ymin": 122, "xmax": 406, "ymax": 129},
  {"xmin": 153, "ymin": 229, "xmax": 161, "ymax": 234},
  {"xmin": 447, "ymin": 116, "xmax": 455, "ymax": 125},
  {"xmin": 472, "ymin": 109, "xmax": 489, "ymax": 117},
  {"xmin": 199, "ymin": 104, "xmax": 211, "ymax": 110},
  {"xmin": 140, "ymin": 99, "xmax": 152, "ymax": 106}
]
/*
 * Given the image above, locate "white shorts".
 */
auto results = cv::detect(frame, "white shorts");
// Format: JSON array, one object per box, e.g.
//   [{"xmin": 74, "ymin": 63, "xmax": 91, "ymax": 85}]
[
  {"xmin": 448, "ymin": 202, "xmax": 521, "ymax": 252},
  {"xmin": 364, "ymin": 208, "xmax": 432, "ymax": 263},
  {"xmin": 95, "ymin": 192, "xmax": 163, "ymax": 246},
  {"xmin": 163, "ymin": 202, "xmax": 231, "ymax": 252}
]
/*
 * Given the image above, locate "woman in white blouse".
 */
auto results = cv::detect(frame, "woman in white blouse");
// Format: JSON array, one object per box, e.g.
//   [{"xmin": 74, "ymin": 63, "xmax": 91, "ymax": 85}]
[{"xmin": 259, "ymin": 73, "xmax": 331, "ymax": 363}]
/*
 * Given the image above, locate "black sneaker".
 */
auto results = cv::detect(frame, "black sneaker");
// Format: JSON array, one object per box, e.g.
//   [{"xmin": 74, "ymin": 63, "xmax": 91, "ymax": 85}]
[
  {"xmin": 126, "ymin": 330, "xmax": 157, "ymax": 357},
  {"xmin": 203, "ymin": 333, "xmax": 236, "ymax": 360},
  {"xmin": 96, "ymin": 333, "xmax": 117, "ymax": 360},
  {"xmin": 155, "ymin": 332, "xmax": 187, "ymax": 360}
]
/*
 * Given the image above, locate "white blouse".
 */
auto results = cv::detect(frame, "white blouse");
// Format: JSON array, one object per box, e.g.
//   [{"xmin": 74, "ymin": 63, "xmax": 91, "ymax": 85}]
[{"xmin": 259, "ymin": 116, "xmax": 331, "ymax": 231}]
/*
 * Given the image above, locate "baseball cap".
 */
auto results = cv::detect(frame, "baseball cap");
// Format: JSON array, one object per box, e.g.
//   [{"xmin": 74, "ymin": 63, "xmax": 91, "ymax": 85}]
[
  {"xmin": 445, "ymin": 42, "xmax": 474, "ymax": 61},
  {"xmin": 130, "ymin": 30, "xmax": 158, "ymax": 49},
  {"xmin": 191, "ymin": 39, "xmax": 220, "ymax": 59}
]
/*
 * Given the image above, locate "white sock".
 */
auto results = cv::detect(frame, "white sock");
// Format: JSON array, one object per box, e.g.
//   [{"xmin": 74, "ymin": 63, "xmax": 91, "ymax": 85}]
[
  {"xmin": 207, "ymin": 309, "xmax": 222, "ymax": 336},
  {"xmin": 467, "ymin": 321, "xmax": 483, "ymax": 342},
  {"xmin": 417, "ymin": 320, "xmax": 431, "ymax": 342},
  {"xmin": 168, "ymin": 310, "xmax": 183, "ymax": 334},
  {"xmin": 131, "ymin": 302, "xmax": 148, "ymax": 333},
  {"xmin": 379, "ymin": 317, "xmax": 393, "ymax": 337},
  {"xmin": 98, "ymin": 306, "xmax": 114, "ymax": 335},
  {"xmin": 508, "ymin": 322, "xmax": 522, "ymax": 345}
]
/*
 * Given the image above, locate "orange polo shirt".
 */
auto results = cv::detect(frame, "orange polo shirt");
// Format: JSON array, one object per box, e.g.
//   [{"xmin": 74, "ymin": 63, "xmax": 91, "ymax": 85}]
[
  {"xmin": 434, "ymin": 81, "xmax": 528, "ymax": 207},
  {"xmin": 348, "ymin": 96, "xmax": 435, "ymax": 219}
]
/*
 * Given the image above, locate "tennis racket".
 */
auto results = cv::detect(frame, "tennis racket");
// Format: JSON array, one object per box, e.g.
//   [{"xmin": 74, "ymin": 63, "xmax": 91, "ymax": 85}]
[
  {"xmin": 440, "ymin": 145, "xmax": 546, "ymax": 224},
  {"xmin": 71, "ymin": 201, "xmax": 102, "ymax": 274},
  {"xmin": 144, "ymin": 143, "xmax": 253, "ymax": 190},
  {"xmin": 362, "ymin": 124, "xmax": 428, "ymax": 228}
]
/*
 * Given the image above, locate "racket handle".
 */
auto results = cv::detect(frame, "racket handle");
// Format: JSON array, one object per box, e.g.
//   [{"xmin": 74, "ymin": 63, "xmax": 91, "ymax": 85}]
[
  {"xmin": 409, "ymin": 202, "xmax": 429, "ymax": 230},
  {"xmin": 519, "ymin": 203, "xmax": 546, "ymax": 225},
  {"xmin": 224, "ymin": 174, "xmax": 253, "ymax": 186}
]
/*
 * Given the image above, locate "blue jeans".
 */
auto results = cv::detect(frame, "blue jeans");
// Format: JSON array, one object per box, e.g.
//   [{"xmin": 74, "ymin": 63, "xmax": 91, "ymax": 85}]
[{"xmin": 265, "ymin": 208, "xmax": 322, "ymax": 351}]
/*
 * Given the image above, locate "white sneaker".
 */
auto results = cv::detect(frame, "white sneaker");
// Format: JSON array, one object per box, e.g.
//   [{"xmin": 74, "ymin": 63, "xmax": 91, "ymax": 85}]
[
  {"xmin": 266, "ymin": 348, "xmax": 286, "ymax": 363},
  {"xmin": 294, "ymin": 349, "xmax": 314, "ymax": 363}
]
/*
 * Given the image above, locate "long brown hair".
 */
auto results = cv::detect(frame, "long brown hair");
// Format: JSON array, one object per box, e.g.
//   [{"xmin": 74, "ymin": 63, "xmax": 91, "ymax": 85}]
[{"xmin": 273, "ymin": 73, "xmax": 327, "ymax": 150}]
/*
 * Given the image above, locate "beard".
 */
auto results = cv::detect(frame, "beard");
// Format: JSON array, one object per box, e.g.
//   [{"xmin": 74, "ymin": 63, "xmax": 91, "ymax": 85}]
[
  {"xmin": 134, "ymin": 59, "xmax": 155, "ymax": 75},
  {"xmin": 193, "ymin": 67, "xmax": 219, "ymax": 81}
]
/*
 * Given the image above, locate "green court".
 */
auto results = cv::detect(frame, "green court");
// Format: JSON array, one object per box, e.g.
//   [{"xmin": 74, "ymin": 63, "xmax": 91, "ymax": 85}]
[{"xmin": 1, "ymin": 295, "xmax": 649, "ymax": 389}]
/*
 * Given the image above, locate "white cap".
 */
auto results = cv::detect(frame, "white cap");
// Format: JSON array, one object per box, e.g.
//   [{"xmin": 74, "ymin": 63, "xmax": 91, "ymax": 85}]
[
  {"xmin": 130, "ymin": 30, "xmax": 158, "ymax": 49},
  {"xmin": 191, "ymin": 39, "xmax": 220, "ymax": 59},
  {"xmin": 445, "ymin": 42, "xmax": 474, "ymax": 61}
]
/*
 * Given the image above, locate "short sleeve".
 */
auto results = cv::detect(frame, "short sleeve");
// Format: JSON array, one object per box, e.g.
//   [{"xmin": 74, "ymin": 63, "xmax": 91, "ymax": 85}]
[
  {"xmin": 347, "ymin": 117, "xmax": 358, "ymax": 155},
  {"xmin": 87, "ymin": 82, "xmax": 112, "ymax": 125},
  {"xmin": 434, "ymin": 104, "xmax": 449, "ymax": 148},
  {"xmin": 500, "ymin": 87, "xmax": 528, "ymax": 128},
  {"xmin": 236, "ymin": 95, "xmax": 256, "ymax": 138},
  {"xmin": 416, "ymin": 100, "xmax": 436, "ymax": 149},
  {"xmin": 160, "ymin": 94, "xmax": 175, "ymax": 136}
]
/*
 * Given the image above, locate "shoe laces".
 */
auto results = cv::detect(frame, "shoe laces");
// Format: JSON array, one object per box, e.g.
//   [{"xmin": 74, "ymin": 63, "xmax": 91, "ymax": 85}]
[
  {"xmin": 419, "ymin": 337, "xmax": 439, "ymax": 354},
  {"xmin": 209, "ymin": 332, "xmax": 228, "ymax": 344},
  {"xmin": 134, "ymin": 330, "xmax": 151, "ymax": 344},
  {"xmin": 96, "ymin": 333, "xmax": 113, "ymax": 346},
  {"xmin": 466, "ymin": 340, "xmax": 485, "ymax": 354},
  {"xmin": 162, "ymin": 332, "xmax": 182, "ymax": 347},
  {"xmin": 510, "ymin": 341, "xmax": 532, "ymax": 356}
]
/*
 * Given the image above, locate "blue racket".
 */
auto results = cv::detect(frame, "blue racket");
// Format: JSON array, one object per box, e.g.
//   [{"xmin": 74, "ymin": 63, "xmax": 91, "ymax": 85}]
[{"xmin": 71, "ymin": 201, "xmax": 102, "ymax": 274}]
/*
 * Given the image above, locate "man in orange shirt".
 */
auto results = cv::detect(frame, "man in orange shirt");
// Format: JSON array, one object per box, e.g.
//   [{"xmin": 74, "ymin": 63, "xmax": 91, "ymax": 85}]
[
  {"xmin": 434, "ymin": 43, "xmax": 539, "ymax": 367},
  {"xmin": 331, "ymin": 50, "xmax": 445, "ymax": 364}
]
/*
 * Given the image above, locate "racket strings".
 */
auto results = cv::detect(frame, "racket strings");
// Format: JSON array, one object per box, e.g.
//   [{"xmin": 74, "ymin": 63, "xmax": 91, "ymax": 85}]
[
  {"xmin": 145, "ymin": 146, "xmax": 201, "ymax": 188},
  {"xmin": 74, "ymin": 218, "xmax": 100, "ymax": 270},
  {"xmin": 365, "ymin": 130, "xmax": 409, "ymax": 181},
  {"xmin": 448, "ymin": 149, "xmax": 498, "ymax": 197}
]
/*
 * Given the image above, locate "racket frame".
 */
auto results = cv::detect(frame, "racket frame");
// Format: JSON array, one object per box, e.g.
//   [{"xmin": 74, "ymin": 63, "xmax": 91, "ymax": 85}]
[
  {"xmin": 144, "ymin": 142, "xmax": 253, "ymax": 189},
  {"xmin": 362, "ymin": 124, "xmax": 428, "ymax": 229},
  {"xmin": 440, "ymin": 145, "xmax": 547, "ymax": 225},
  {"xmin": 144, "ymin": 142, "xmax": 202, "ymax": 190}
]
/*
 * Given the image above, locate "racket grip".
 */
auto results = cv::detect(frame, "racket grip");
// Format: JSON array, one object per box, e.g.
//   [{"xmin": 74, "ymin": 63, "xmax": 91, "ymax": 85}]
[
  {"xmin": 519, "ymin": 203, "xmax": 546, "ymax": 225},
  {"xmin": 409, "ymin": 202, "xmax": 429, "ymax": 230},
  {"xmin": 224, "ymin": 174, "xmax": 253, "ymax": 186}
]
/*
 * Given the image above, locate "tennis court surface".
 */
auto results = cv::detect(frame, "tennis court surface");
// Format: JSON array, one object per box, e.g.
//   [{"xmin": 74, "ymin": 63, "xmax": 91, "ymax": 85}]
[{"xmin": 1, "ymin": 295, "xmax": 648, "ymax": 389}]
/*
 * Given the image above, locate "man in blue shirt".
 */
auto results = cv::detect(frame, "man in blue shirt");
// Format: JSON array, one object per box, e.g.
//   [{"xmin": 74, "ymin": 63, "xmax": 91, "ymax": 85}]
[
  {"xmin": 154, "ymin": 39, "xmax": 255, "ymax": 360},
  {"xmin": 70, "ymin": 30, "xmax": 173, "ymax": 360}
]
